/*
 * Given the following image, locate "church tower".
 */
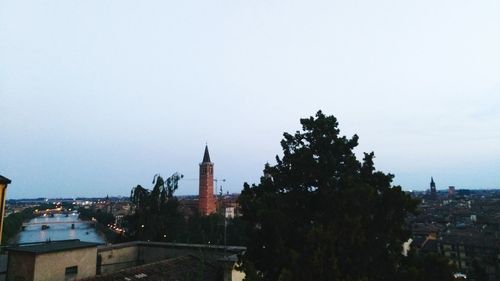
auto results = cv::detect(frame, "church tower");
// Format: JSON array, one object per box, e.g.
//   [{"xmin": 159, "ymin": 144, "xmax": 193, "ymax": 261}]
[
  {"xmin": 430, "ymin": 177, "xmax": 437, "ymax": 198},
  {"xmin": 199, "ymin": 145, "xmax": 216, "ymax": 215}
]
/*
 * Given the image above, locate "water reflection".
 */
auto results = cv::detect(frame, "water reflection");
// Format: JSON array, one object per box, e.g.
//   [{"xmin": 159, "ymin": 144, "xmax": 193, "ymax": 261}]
[{"xmin": 18, "ymin": 213, "xmax": 106, "ymax": 244}]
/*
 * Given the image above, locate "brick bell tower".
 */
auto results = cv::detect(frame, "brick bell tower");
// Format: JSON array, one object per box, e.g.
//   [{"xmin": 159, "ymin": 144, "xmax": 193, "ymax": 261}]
[{"xmin": 199, "ymin": 145, "xmax": 216, "ymax": 215}]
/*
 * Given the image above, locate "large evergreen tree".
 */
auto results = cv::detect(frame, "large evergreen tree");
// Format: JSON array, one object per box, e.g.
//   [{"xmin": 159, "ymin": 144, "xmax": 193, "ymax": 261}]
[{"xmin": 238, "ymin": 111, "xmax": 421, "ymax": 281}]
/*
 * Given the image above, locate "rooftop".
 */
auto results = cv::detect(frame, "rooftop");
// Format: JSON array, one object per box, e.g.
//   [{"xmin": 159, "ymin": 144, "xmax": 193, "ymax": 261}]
[
  {"xmin": 8, "ymin": 239, "xmax": 101, "ymax": 254},
  {"xmin": 98, "ymin": 240, "xmax": 245, "ymax": 253},
  {"xmin": 84, "ymin": 255, "xmax": 220, "ymax": 281},
  {"xmin": 0, "ymin": 175, "xmax": 11, "ymax": 185}
]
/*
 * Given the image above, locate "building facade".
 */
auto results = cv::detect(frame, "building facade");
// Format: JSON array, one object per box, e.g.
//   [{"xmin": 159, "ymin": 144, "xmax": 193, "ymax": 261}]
[
  {"xmin": 7, "ymin": 240, "xmax": 99, "ymax": 281},
  {"xmin": 0, "ymin": 175, "xmax": 12, "ymax": 243}
]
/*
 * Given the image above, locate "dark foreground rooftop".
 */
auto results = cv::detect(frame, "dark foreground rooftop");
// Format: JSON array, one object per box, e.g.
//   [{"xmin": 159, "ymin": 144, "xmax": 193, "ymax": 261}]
[
  {"xmin": 84, "ymin": 255, "xmax": 220, "ymax": 281},
  {"xmin": 8, "ymin": 239, "xmax": 101, "ymax": 254},
  {"xmin": 0, "ymin": 175, "xmax": 11, "ymax": 185}
]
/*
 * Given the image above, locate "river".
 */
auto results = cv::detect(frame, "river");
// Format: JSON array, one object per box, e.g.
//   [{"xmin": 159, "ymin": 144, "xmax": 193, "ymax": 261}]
[{"xmin": 16, "ymin": 213, "xmax": 106, "ymax": 244}]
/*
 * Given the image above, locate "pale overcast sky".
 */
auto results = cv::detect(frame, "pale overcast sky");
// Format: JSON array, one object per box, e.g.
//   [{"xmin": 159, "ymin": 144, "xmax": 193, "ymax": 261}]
[{"xmin": 1, "ymin": 0, "xmax": 499, "ymax": 198}]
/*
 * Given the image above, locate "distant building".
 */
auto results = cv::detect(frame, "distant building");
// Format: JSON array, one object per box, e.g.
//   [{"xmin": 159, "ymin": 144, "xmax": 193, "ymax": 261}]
[
  {"xmin": 219, "ymin": 195, "xmax": 241, "ymax": 217},
  {"xmin": 224, "ymin": 207, "xmax": 235, "ymax": 219},
  {"xmin": 430, "ymin": 177, "xmax": 437, "ymax": 195},
  {"xmin": 6, "ymin": 240, "xmax": 100, "ymax": 281},
  {"xmin": 448, "ymin": 186, "xmax": 456, "ymax": 197},
  {"xmin": 199, "ymin": 145, "xmax": 216, "ymax": 216}
]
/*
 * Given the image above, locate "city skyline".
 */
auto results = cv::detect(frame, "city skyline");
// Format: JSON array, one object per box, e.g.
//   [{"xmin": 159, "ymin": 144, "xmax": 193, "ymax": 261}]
[{"xmin": 1, "ymin": 0, "xmax": 500, "ymax": 198}]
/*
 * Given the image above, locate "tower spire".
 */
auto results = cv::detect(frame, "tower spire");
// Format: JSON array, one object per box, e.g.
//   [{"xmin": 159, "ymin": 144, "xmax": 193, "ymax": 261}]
[{"xmin": 202, "ymin": 145, "xmax": 211, "ymax": 163}]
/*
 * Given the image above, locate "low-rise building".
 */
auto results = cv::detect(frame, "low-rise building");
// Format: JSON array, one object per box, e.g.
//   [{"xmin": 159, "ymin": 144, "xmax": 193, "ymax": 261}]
[
  {"xmin": 6, "ymin": 240, "xmax": 101, "ymax": 281},
  {"xmin": 5, "ymin": 239, "xmax": 245, "ymax": 281}
]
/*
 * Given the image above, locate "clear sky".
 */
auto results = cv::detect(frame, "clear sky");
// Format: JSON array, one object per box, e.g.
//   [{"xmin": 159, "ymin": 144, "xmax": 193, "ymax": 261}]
[{"xmin": 1, "ymin": 0, "xmax": 499, "ymax": 198}]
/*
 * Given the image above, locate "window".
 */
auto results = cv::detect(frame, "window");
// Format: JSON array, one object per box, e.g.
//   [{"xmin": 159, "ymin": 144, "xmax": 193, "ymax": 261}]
[{"xmin": 65, "ymin": 266, "xmax": 78, "ymax": 276}]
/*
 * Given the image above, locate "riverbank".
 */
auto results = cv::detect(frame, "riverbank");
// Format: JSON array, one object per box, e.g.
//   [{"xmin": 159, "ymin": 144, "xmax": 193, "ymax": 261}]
[
  {"xmin": 1, "ymin": 208, "xmax": 38, "ymax": 245},
  {"xmin": 78, "ymin": 207, "xmax": 124, "ymax": 244},
  {"xmin": 95, "ymin": 222, "xmax": 121, "ymax": 244}
]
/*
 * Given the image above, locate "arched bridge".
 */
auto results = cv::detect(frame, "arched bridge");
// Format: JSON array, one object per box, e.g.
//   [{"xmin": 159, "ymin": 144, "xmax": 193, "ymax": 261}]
[
  {"xmin": 22, "ymin": 220, "xmax": 96, "ymax": 230},
  {"xmin": 22, "ymin": 221, "xmax": 96, "ymax": 226}
]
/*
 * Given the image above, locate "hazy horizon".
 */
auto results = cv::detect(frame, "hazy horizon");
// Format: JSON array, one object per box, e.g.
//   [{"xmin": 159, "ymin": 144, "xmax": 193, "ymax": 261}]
[{"xmin": 2, "ymin": 0, "xmax": 499, "ymax": 198}]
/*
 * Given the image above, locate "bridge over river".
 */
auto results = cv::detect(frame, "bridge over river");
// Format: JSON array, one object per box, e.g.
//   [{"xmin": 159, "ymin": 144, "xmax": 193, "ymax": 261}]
[
  {"xmin": 22, "ymin": 220, "xmax": 96, "ymax": 230},
  {"xmin": 17, "ymin": 214, "xmax": 105, "ymax": 244}
]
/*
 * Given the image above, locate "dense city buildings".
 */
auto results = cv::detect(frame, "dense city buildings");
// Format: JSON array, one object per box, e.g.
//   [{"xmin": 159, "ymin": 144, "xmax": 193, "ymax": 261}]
[{"xmin": 409, "ymin": 183, "xmax": 500, "ymax": 281}]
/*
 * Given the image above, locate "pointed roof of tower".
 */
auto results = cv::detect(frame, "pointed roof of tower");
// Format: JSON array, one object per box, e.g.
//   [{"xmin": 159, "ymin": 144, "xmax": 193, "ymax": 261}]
[
  {"xmin": 430, "ymin": 177, "xmax": 436, "ymax": 187},
  {"xmin": 202, "ymin": 145, "xmax": 211, "ymax": 163}
]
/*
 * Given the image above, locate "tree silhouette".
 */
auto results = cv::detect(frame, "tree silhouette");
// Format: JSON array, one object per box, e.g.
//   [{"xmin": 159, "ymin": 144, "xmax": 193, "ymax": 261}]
[
  {"xmin": 238, "ymin": 111, "xmax": 423, "ymax": 281},
  {"xmin": 129, "ymin": 173, "xmax": 184, "ymax": 241}
]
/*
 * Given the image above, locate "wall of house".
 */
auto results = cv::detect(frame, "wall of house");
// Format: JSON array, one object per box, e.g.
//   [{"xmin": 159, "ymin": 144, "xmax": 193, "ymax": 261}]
[
  {"xmin": 97, "ymin": 242, "xmax": 246, "ymax": 275},
  {"xmin": 98, "ymin": 242, "xmax": 226, "ymax": 274},
  {"xmin": 99, "ymin": 243, "xmax": 189, "ymax": 275},
  {"xmin": 139, "ymin": 243, "xmax": 229, "ymax": 263},
  {"xmin": 98, "ymin": 243, "xmax": 140, "ymax": 275},
  {"xmin": 6, "ymin": 252, "xmax": 35, "ymax": 281},
  {"xmin": 33, "ymin": 247, "xmax": 97, "ymax": 281}
]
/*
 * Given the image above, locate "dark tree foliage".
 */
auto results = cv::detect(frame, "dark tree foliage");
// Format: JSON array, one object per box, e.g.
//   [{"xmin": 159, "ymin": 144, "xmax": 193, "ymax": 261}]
[
  {"xmin": 128, "ymin": 173, "xmax": 184, "ymax": 241},
  {"xmin": 78, "ymin": 207, "xmax": 115, "ymax": 225},
  {"xmin": 126, "ymin": 172, "xmax": 249, "ymax": 245},
  {"xmin": 177, "ymin": 213, "xmax": 250, "ymax": 246},
  {"xmin": 398, "ymin": 251, "xmax": 456, "ymax": 281},
  {"xmin": 1, "ymin": 207, "xmax": 37, "ymax": 245},
  {"xmin": 183, "ymin": 213, "xmax": 223, "ymax": 244},
  {"xmin": 238, "ymin": 111, "xmax": 424, "ymax": 281},
  {"xmin": 469, "ymin": 259, "xmax": 489, "ymax": 281}
]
